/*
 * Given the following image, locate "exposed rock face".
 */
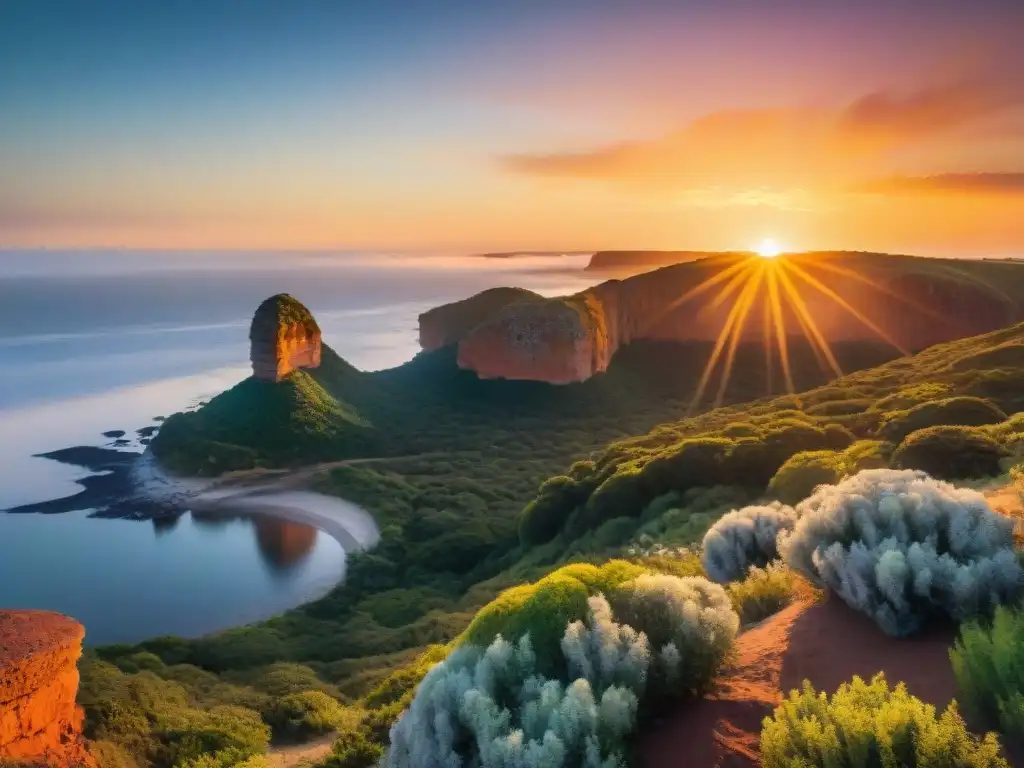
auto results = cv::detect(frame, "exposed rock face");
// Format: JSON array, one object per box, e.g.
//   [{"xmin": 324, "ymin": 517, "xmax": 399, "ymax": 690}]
[
  {"xmin": 0, "ymin": 611, "xmax": 93, "ymax": 767},
  {"xmin": 418, "ymin": 287, "xmax": 541, "ymax": 351},
  {"xmin": 426, "ymin": 252, "xmax": 1024, "ymax": 384},
  {"xmin": 250, "ymin": 294, "xmax": 322, "ymax": 382}
]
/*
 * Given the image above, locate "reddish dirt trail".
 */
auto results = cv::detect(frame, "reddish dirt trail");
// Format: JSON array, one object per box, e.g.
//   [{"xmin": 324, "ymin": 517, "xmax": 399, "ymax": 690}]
[{"xmin": 635, "ymin": 597, "xmax": 1006, "ymax": 768}]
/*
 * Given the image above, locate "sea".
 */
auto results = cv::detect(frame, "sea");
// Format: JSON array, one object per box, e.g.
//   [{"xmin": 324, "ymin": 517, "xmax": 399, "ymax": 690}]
[{"xmin": 0, "ymin": 250, "xmax": 599, "ymax": 645}]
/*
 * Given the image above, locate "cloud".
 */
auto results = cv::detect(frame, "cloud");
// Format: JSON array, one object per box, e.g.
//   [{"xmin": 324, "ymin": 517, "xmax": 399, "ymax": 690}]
[
  {"xmin": 501, "ymin": 81, "xmax": 1023, "ymax": 199},
  {"xmin": 855, "ymin": 172, "xmax": 1024, "ymax": 196}
]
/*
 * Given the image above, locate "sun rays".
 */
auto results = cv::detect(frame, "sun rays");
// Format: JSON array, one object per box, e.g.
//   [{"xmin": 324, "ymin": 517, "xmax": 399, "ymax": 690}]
[{"xmin": 682, "ymin": 253, "xmax": 907, "ymax": 413}]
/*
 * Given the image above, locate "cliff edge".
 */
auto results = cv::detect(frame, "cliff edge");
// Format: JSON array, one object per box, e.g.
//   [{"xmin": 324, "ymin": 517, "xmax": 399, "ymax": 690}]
[
  {"xmin": 250, "ymin": 294, "xmax": 322, "ymax": 382},
  {"xmin": 0, "ymin": 611, "xmax": 93, "ymax": 767},
  {"xmin": 422, "ymin": 252, "xmax": 1024, "ymax": 384}
]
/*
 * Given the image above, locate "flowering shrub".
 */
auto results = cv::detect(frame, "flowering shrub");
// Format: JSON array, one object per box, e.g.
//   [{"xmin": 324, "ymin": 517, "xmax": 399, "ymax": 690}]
[
  {"xmin": 700, "ymin": 502, "xmax": 797, "ymax": 583},
  {"xmin": 779, "ymin": 469, "xmax": 1022, "ymax": 636},
  {"xmin": 761, "ymin": 673, "xmax": 1007, "ymax": 767}
]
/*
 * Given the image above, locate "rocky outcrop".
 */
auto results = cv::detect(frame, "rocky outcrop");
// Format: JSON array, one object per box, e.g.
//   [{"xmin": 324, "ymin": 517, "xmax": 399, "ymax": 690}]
[
  {"xmin": 250, "ymin": 294, "xmax": 322, "ymax": 382},
  {"xmin": 0, "ymin": 611, "xmax": 93, "ymax": 767},
  {"xmin": 418, "ymin": 287, "xmax": 541, "ymax": 351},
  {"xmin": 426, "ymin": 252, "xmax": 1024, "ymax": 384}
]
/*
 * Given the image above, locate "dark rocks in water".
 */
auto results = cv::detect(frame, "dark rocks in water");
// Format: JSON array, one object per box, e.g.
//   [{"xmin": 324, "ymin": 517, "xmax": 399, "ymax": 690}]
[
  {"xmin": 153, "ymin": 416, "xmax": 166, "ymax": 422},
  {"xmin": 137, "ymin": 425, "xmax": 159, "ymax": 438},
  {"xmin": 140, "ymin": 438, "xmax": 151, "ymax": 445},
  {"xmin": 102, "ymin": 430, "xmax": 126, "ymax": 438},
  {"xmin": 112, "ymin": 439, "xmax": 131, "ymax": 447},
  {"xmin": 6, "ymin": 446, "xmax": 180, "ymax": 520},
  {"xmin": 35, "ymin": 446, "xmax": 138, "ymax": 472}
]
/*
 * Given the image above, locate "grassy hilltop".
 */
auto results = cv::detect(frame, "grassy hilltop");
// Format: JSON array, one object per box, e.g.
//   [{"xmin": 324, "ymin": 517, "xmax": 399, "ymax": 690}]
[{"xmin": 92, "ymin": 257, "xmax": 1024, "ymax": 768}]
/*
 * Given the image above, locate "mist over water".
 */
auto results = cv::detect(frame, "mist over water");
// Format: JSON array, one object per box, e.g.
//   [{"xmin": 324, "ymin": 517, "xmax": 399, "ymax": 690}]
[{"xmin": 0, "ymin": 250, "xmax": 596, "ymax": 644}]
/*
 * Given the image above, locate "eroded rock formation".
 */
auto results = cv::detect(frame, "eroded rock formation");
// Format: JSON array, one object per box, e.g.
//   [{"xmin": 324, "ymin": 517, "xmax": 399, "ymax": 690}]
[
  {"xmin": 426, "ymin": 252, "xmax": 1024, "ymax": 384},
  {"xmin": 418, "ymin": 287, "xmax": 541, "ymax": 351},
  {"xmin": 0, "ymin": 610, "xmax": 93, "ymax": 767},
  {"xmin": 250, "ymin": 294, "xmax": 322, "ymax": 382}
]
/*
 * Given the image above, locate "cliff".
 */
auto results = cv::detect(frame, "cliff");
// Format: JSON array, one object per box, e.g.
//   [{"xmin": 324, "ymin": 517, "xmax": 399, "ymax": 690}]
[
  {"xmin": 250, "ymin": 294, "xmax": 322, "ymax": 382},
  {"xmin": 0, "ymin": 611, "xmax": 93, "ymax": 767},
  {"xmin": 426, "ymin": 252, "xmax": 1024, "ymax": 384},
  {"xmin": 418, "ymin": 287, "xmax": 541, "ymax": 351},
  {"xmin": 585, "ymin": 250, "xmax": 744, "ymax": 274}
]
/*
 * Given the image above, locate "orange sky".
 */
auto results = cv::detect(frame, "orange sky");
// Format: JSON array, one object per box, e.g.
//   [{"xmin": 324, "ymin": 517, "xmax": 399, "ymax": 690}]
[{"xmin": 1, "ymin": 2, "xmax": 1022, "ymax": 255}]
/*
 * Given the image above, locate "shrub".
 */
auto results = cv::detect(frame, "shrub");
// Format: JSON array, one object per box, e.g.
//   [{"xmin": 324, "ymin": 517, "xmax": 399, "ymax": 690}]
[
  {"xmin": 385, "ymin": 631, "xmax": 640, "ymax": 768},
  {"xmin": 262, "ymin": 691, "xmax": 354, "ymax": 742},
  {"xmin": 727, "ymin": 563, "xmax": 805, "ymax": 626},
  {"xmin": 606, "ymin": 574, "xmax": 738, "ymax": 700},
  {"xmin": 459, "ymin": 560, "xmax": 647, "ymax": 673},
  {"xmin": 890, "ymin": 426, "xmax": 1007, "ymax": 480},
  {"xmin": 519, "ymin": 475, "xmax": 592, "ymax": 546},
  {"xmin": 951, "ymin": 606, "xmax": 1024, "ymax": 740},
  {"xmin": 761, "ymin": 673, "xmax": 1007, "ymax": 768},
  {"xmin": 700, "ymin": 502, "xmax": 797, "ymax": 583},
  {"xmin": 779, "ymin": 469, "xmax": 1022, "ymax": 636},
  {"xmin": 322, "ymin": 727, "xmax": 384, "ymax": 768},
  {"xmin": 878, "ymin": 396, "xmax": 1007, "ymax": 444},
  {"xmin": 768, "ymin": 451, "xmax": 846, "ymax": 505}
]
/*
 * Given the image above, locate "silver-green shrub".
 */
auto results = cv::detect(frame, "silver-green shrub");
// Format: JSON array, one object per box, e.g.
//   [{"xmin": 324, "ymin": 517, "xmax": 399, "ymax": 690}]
[
  {"xmin": 779, "ymin": 468, "xmax": 1022, "ymax": 636},
  {"xmin": 607, "ymin": 574, "xmax": 738, "ymax": 698},
  {"xmin": 385, "ymin": 598, "xmax": 646, "ymax": 768},
  {"xmin": 700, "ymin": 502, "xmax": 798, "ymax": 583}
]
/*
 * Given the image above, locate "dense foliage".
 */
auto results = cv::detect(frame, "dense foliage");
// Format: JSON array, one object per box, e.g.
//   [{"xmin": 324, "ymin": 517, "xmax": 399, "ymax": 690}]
[
  {"xmin": 760, "ymin": 674, "xmax": 1007, "ymax": 767},
  {"xmin": 951, "ymin": 606, "xmax": 1024, "ymax": 742},
  {"xmin": 386, "ymin": 571, "xmax": 738, "ymax": 768},
  {"xmin": 779, "ymin": 469, "xmax": 1022, "ymax": 636}
]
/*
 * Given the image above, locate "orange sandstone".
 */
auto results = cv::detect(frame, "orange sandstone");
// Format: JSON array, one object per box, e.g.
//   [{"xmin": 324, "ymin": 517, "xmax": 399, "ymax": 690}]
[
  {"xmin": 0, "ymin": 610, "xmax": 93, "ymax": 767},
  {"xmin": 250, "ymin": 294, "xmax": 322, "ymax": 383}
]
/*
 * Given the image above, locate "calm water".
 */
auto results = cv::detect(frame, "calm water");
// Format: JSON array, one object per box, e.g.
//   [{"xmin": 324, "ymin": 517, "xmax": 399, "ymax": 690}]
[{"xmin": 0, "ymin": 250, "xmax": 597, "ymax": 645}]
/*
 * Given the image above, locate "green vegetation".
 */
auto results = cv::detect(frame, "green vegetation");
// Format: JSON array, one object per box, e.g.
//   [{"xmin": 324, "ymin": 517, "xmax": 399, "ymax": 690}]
[
  {"xmin": 952, "ymin": 606, "xmax": 1024, "ymax": 742},
  {"xmin": 891, "ymin": 426, "xmax": 1008, "ymax": 480},
  {"xmin": 726, "ymin": 562, "xmax": 810, "ymax": 626},
  {"xmin": 108, "ymin": 307, "xmax": 1024, "ymax": 765},
  {"xmin": 760, "ymin": 673, "xmax": 1007, "ymax": 767}
]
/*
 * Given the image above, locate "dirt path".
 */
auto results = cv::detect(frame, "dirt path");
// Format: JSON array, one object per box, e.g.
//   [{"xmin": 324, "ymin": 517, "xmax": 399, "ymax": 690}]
[
  {"xmin": 205, "ymin": 451, "xmax": 454, "ymax": 492},
  {"xmin": 267, "ymin": 733, "xmax": 337, "ymax": 768}
]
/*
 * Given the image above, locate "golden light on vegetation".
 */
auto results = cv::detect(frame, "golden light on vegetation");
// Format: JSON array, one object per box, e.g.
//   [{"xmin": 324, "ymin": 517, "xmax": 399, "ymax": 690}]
[{"xmin": 681, "ymin": 252, "xmax": 908, "ymax": 413}]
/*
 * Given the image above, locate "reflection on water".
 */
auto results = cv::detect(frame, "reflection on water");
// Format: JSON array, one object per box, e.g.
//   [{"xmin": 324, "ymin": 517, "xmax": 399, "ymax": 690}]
[
  {"xmin": 0, "ymin": 507, "xmax": 345, "ymax": 646},
  {"xmin": 252, "ymin": 516, "xmax": 319, "ymax": 571}
]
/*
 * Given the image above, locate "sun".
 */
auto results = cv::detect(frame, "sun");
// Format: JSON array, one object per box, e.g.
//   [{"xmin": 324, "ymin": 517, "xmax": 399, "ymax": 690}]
[{"xmin": 755, "ymin": 238, "xmax": 783, "ymax": 259}]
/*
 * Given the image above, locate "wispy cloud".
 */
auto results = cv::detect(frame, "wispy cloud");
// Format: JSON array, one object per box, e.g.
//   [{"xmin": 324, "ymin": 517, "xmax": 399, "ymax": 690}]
[
  {"xmin": 855, "ymin": 172, "xmax": 1024, "ymax": 196},
  {"xmin": 501, "ymin": 81, "xmax": 1024, "ymax": 205}
]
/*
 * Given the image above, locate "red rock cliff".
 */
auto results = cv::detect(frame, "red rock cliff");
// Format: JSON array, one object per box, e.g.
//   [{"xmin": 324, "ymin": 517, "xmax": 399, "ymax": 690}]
[
  {"xmin": 0, "ymin": 611, "xmax": 93, "ymax": 767},
  {"xmin": 434, "ymin": 252, "xmax": 1024, "ymax": 384},
  {"xmin": 250, "ymin": 294, "xmax": 322, "ymax": 382}
]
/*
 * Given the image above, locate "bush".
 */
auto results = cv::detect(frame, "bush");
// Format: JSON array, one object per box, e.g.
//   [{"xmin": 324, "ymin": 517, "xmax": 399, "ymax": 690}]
[
  {"xmin": 606, "ymin": 574, "xmax": 738, "ymax": 700},
  {"xmin": 779, "ymin": 469, "xmax": 1022, "ymax": 636},
  {"xmin": 262, "ymin": 691, "xmax": 354, "ymax": 742},
  {"xmin": 459, "ymin": 560, "xmax": 647, "ymax": 674},
  {"xmin": 878, "ymin": 396, "xmax": 1007, "ymax": 444},
  {"xmin": 385, "ymin": 629, "xmax": 640, "ymax": 768},
  {"xmin": 700, "ymin": 502, "xmax": 797, "ymax": 583},
  {"xmin": 727, "ymin": 563, "xmax": 805, "ymax": 626},
  {"xmin": 761, "ymin": 673, "xmax": 1007, "ymax": 768},
  {"xmin": 519, "ymin": 475, "xmax": 593, "ymax": 546},
  {"xmin": 951, "ymin": 606, "xmax": 1024, "ymax": 740},
  {"xmin": 768, "ymin": 451, "xmax": 846, "ymax": 505},
  {"xmin": 890, "ymin": 426, "xmax": 1008, "ymax": 480}
]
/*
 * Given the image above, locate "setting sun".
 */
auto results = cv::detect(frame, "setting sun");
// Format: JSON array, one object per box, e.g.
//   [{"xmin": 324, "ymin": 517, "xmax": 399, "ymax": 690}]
[{"xmin": 755, "ymin": 239, "xmax": 783, "ymax": 259}]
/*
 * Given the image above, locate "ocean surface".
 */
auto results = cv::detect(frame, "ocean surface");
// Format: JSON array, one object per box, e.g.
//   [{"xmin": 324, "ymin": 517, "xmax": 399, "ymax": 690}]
[{"xmin": 0, "ymin": 250, "xmax": 597, "ymax": 645}]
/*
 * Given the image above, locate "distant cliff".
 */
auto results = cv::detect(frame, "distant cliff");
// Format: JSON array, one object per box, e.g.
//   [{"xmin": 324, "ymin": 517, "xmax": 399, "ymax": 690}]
[
  {"xmin": 250, "ymin": 294, "xmax": 322, "ymax": 382},
  {"xmin": 418, "ymin": 287, "xmax": 541, "ymax": 351},
  {"xmin": 0, "ymin": 611, "xmax": 93, "ymax": 767},
  {"xmin": 585, "ymin": 250, "xmax": 745, "ymax": 274},
  {"xmin": 422, "ymin": 252, "xmax": 1024, "ymax": 384}
]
